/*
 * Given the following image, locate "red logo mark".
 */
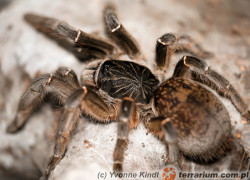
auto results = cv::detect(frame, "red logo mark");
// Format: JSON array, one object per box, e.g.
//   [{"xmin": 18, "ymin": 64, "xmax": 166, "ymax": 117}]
[{"xmin": 162, "ymin": 165, "xmax": 177, "ymax": 180}]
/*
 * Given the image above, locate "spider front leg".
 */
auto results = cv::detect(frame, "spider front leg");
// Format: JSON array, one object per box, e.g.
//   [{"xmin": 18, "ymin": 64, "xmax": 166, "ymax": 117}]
[
  {"xmin": 173, "ymin": 56, "xmax": 250, "ymax": 121},
  {"xmin": 104, "ymin": 4, "xmax": 141, "ymax": 59},
  {"xmin": 7, "ymin": 67, "xmax": 80, "ymax": 133},
  {"xmin": 155, "ymin": 33, "xmax": 213, "ymax": 70},
  {"xmin": 24, "ymin": 13, "xmax": 116, "ymax": 61},
  {"xmin": 46, "ymin": 87, "xmax": 117, "ymax": 177},
  {"xmin": 113, "ymin": 97, "xmax": 138, "ymax": 171}
]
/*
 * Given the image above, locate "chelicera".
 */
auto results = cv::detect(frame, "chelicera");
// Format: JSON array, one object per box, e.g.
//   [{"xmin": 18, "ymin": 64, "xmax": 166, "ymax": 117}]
[{"xmin": 6, "ymin": 3, "xmax": 250, "ymax": 178}]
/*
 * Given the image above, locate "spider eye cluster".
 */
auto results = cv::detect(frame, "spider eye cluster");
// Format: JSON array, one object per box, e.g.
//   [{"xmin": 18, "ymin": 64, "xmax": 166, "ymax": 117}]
[{"xmin": 97, "ymin": 60, "xmax": 159, "ymax": 104}]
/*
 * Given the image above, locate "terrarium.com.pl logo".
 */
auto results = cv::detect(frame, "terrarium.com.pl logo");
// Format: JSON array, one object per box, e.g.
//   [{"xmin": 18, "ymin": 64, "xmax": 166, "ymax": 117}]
[
  {"xmin": 162, "ymin": 165, "xmax": 249, "ymax": 180},
  {"xmin": 162, "ymin": 165, "xmax": 177, "ymax": 180},
  {"xmin": 97, "ymin": 165, "xmax": 249, "ymax": 179}
]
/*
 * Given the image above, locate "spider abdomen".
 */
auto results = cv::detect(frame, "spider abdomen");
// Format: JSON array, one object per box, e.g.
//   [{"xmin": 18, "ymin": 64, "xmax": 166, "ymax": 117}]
[
  {"xmin": 154, "ymin": 78, "xmax": 231, "ymax": 161},
  {"xmin": 97, "ymin": 60, "xmax": 159, "ymax": 104}
]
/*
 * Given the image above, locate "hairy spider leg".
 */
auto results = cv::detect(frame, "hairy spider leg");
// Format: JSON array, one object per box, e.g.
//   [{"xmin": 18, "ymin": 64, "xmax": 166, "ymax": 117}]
[
  {"xmin": 155, "ymin": 33, "xmax": 213, "ymax": 71},
  {"xmin": 103, "ymin": 4, "xmax": 141, "ymax": 59},
  {"xmin": 45, "ymin": 86, "xmax": 117, "ymax": 177},
  {"xmin": 173, "ymin": 56, "xmax": 250, "ymax": 121},
  {"xmin": 24, "ymin": 13, "xmax": 116, "ymax": 61},
  {"xmin": 146, "ymin": 117, "xmax": 179, "ymax": 164},
  {"xmin": 113, "ymin": 97, "xmax": 138, "ymax": 171},
  {"xmin": 163, "ymin": 120, "xmax": 179, "ymax": 163},
  {"xmin": 7, "ymin": 67, "xmax": 80, "ymax": 133}
]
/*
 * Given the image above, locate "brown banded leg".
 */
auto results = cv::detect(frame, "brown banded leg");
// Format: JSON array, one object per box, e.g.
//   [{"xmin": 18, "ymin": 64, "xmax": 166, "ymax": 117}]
[
  {"xmin": 80, "ymin": 87, "xmax": 117, "ymax": 122},
  {"xmin": 6, "ymin": 67, "xmax": 80, "ymax": 133},
  {"xmin": 163, "ymin": 120, "xmax": 179, "ymax": 164},
  {"xmin": 46, "ymin": 86, "xmax": 117, "ymax": 177},
  {"xmin": 113, "ymin": 97, "xmax": 138, "ymax": 171},
  {"xmin": 173, "ymin": 56, "xmax": 250, "ymax": 121},
  {"xmin": 45, "ymin": 89, "xmax": 84, "ymax": 178},
  {"xmin": 146, "ymin": 117, "xmax": 179, "ymax": 163},
  {"xmin": 104, "ymin": 4, "xmax": 141, "ymax": 59},
  {"xmin": 155, "ymin": 33, "xmax": 213, "ymax": 70},
  {"xmin": 24, "ymin": 13, "xmax": 116, "ymax": 61}
]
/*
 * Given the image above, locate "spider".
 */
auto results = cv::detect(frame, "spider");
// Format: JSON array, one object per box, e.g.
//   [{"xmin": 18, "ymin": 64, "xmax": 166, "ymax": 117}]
[{"xmin": 6, "ymin": 3, "xmax": 250, "ymax": 178}]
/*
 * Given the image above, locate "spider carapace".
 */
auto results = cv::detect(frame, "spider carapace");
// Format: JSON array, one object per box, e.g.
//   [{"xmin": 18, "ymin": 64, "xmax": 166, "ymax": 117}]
[{"xmin": 90, "ymin": 60, "xmax": 159, "ymax": 104}]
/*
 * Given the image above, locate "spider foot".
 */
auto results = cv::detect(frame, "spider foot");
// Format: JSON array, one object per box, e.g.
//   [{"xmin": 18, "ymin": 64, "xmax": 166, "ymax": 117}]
[
  {"xmin": 45, "ymin": 155, "xmax": 62, "ymax": 176},
  {"xmin": 6, "ymin": 120, "xmax": 20, "ymax": 134},
  {"xmin": 6, "ymin": 113, "xmax": 28, "ymax": 133}
]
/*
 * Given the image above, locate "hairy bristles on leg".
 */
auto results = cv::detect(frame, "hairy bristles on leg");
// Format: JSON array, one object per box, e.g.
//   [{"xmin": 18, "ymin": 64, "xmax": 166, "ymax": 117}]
[
  {"xmin": 113, "ymin": 97, "xmax": 137, "ymax": 171},
  {"xmin": 155, "ymin": 33, "xmax": 177, "ymax": 69},
  {"xmin": 155, "ymin": 33, "xmax": 213, "ymax": 71},
  {"xmin": 45, "ymin": 86, "xmax": 118, "ymax": 177},
  {"xmin": 146, "ymin": 117, "xmax": 179, "ymax": 163},
  {"xmin": 24, "ymin": 13, "xmax": 60, "ymax": 34},
  {"xmin": 173, "ymin": 56, "xmax": 250, "ymax": 122},
  {"xmin": 46, "ymin": 89, "xmax": 85, "ymax": 177},
  {"xmin": 163, "ymin": 121, "xmax": 179, "ymax": 163},
  {"xmin": 79, "ymin": 46, "xmax": 107, "ymax": 60},
  {"xmin": 104, "ymin": 4, "xmax": 141, "ymax": 59},
  {"xmin": 80, "ymin": 88, "xmax": 117, "ymax": 122},
  {"xmin": 57, "ymin": 23, "xmax": 116, "ymax": 55},
  {"xmin": 24, "ymin": 13, "xmax": 116, "ymax": 60},
  {"xmin": 6, "ymin": 68, "xmax": 80, "ymax": 133}
]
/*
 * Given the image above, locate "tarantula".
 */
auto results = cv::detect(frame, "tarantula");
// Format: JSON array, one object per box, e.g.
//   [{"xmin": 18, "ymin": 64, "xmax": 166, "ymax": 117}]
[{"xmin": 6, "ymin": 3, "xmax": 250, "ymax": 178}]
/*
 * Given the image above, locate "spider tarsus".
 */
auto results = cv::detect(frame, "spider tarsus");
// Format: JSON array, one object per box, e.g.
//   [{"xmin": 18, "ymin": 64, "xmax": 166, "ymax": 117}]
[
  {"xmin": 24, "ymin": 13, "xmax": 59, "ymax": 33},
  {"xmin": 6, "ymin": 120, "xmax": 21, "ymax": 133},
  {"xmin": 6, "ymin": 111, "xmax": 30, "ymax": 134},
  {"xmin": 23, "ymin": 13, "xmax": 42, "ymax": 24},
  {"xmin": 103, "ymin": 4, "xmax": 120, "ymax": 31}
]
